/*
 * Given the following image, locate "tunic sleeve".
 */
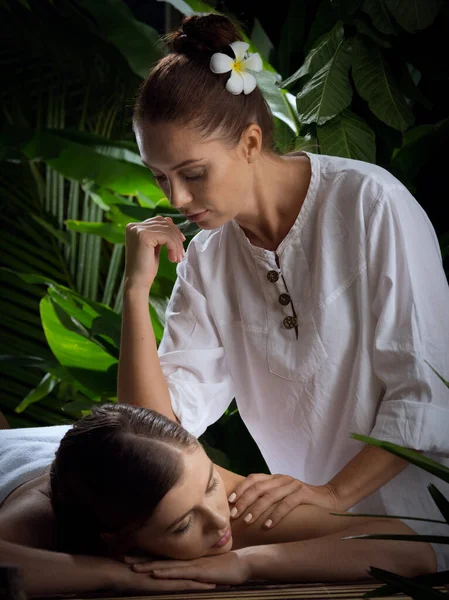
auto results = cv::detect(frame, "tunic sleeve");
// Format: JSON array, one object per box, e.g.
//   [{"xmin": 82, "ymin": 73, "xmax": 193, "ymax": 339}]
[
  {"xmin": 367, "ymin": 185, "xmax": 449, "ymax": 453},
  {"xmin": 157, "ymin": 242, "xmax": 235, "ymax": 438}
]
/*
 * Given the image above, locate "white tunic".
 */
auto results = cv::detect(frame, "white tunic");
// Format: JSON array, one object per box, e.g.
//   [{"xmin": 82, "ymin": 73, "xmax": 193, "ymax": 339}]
[{"xmin": 158, "ymin": 152, "xmax": 449, "ymax": 569}]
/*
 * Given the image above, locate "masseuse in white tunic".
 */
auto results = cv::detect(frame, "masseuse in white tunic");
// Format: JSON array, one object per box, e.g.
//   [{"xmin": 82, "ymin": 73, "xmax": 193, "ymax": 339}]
[{"xmin": 119, "ymin": 14, "xmax": 449, "ymax": 571}]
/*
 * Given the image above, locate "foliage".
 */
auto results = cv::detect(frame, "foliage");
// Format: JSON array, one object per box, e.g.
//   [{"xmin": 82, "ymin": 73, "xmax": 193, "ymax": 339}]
[
  {"xmin": 0, "ymin": 0, "xmax": 448, "ymax": 475},
  {"xmin": 327, "ymin": 369, "xmax": 449, "ymax": 598}
]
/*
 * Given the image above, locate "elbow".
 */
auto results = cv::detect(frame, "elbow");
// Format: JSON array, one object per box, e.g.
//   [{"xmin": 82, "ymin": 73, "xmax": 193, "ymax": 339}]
[{"xmin": 368, "ymin": 519, "xmax": 438, "ymax": 578}]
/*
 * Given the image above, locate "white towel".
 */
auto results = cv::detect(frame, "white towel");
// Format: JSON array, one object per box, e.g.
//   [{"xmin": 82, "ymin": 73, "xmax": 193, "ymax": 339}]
[{"xmin": 0, "ymin": 425, "xmax": 71, "ymax": 504}]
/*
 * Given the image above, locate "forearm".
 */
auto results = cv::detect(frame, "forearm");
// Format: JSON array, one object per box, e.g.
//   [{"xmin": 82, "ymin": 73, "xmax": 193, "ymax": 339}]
[
  {"xmin": 328, "ymin": 445, "xmax": 409, "ymax": 510},
  {"xmin": 0, "ymin": 540, "xmax": 116, "ymax": 595},
  {"xmin": 118, "ymin": 282, "xmax": 175, "ymax": 421},
  {"xmin": 240, "ymin": 519, "xmax": 436, "ymax": 582}
]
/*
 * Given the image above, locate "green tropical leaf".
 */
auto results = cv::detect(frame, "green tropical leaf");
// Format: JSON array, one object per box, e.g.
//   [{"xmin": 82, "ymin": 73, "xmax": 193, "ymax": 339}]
[
  {"xmin": 385, "ymin": 0, "xmax": 443, "ymax": 33},
  {"xmin": 362, "ymin": 0, "xmax": 397, "ymax": 35},
  {"xmin": 255, "ymin": 71, "xmax": 299, "ymax": 134},
  {"xmin": 77, "ymin": 0, "xmax": 163, "ymax": 79},
  {"xmin": 428, "ymin": 484, "xmax": 449, "ymax": 523},
  {"xmin": 352, "ymin": 434, "xmax": 449, "ymax": 482},
  {"xmin": 280, "ymin": 22, "xmax": 345, "ymax": 89},
  {"xmin": 330, "ymin": 512, "xmax": 446, "ymax": 524},
  {"xmin": 21, "ymin": 130, "xmax": 156, "ymax": 196},
  {"xmin": 366, "ymin": 566, "xmax": 446, "ymax": 599},
  {"xmin": 15, "ymin": 372, "xmax": 60, "ymax": 413},
  {"xmin": 364, "ymin": 570, "xmax": 449, "ymax": 598},
  {"xmin": 352, "ymin": 36, "xmax": 414, "ymax": 131},
  {"xmin": 159, "ymin": 0, "xmax": 214, "ymax": 16},
  {"xmin": 317, "ymin": 110, "xmax": 376, "ymax": 162},
  {"xmin": 65, "ymin": 221, "xmax": 125, "ymax": 245},
  {"xmin": 296, "ymin": 36, "xmax": 353, "ymax": 125},
  {"xmin": 343, "ymin": 533, "xmax": 449, "ymax": 544},
  {"xmin": 251, "ymin": 18, "xmax": 274, "ymax": 64},
  {"xmin": 40, "ymin": 296, "xmax": 117, "ymax": 397},
  {"xmin": 90, "ymin": 314, "xmax": 121, "ymax": 350},
  {"xmin": 31, "ymin": 215, "xmax": 71, "ymax": 245},
  {"xmin": 295, "ymin": 133, "xmax": 319, "ymax": 153},
  {"xmin": 353, "ymin": 18, "xmax": 393, "ymax": 48}
]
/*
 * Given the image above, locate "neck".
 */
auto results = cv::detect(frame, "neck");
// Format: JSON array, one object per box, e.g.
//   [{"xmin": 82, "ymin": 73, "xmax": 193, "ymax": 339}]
[{"xmin": 234, "ymin": 152, "xmax": 311, "ymax": 251}]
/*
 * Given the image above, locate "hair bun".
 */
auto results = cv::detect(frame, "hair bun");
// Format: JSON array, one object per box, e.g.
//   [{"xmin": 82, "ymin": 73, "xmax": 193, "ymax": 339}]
[{"xmin": 169, "ymin": 14, "xmax": 242, "ymax": 58}]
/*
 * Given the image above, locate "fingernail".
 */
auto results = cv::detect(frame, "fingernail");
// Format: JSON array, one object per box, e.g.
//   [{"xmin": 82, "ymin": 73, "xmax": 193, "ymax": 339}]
[
  {"xmin": 264, "ymin": 519, "xmax": 273, "ymax": 528},
  {"xmin": 228, "ymin": 492, "xmax": 237, "ymax": 503},
  {"xmin": 244, "ymin": 513, "xmax": 253, "ymax": 523},
  {"xmin": 230, "ymin": 507, "xmax": 238, "ymax": 518}
]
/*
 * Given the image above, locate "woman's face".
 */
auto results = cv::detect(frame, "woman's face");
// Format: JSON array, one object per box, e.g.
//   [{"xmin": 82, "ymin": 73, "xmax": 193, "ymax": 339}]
[
  {"xmin": 124, "ymin": 446, "xmax": 232, "ymax": 560},
  {"xmin": 134, "ymin": 121, "xmax": 257, "ymax": 230}
]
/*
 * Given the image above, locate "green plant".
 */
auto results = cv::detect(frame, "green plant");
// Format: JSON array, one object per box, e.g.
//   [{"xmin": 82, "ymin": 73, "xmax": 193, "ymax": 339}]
[
  {"xmin": 1, "ymin": 0, "xmax": 447, "ymax": 476},
  {"xmin": 330, "ymin": 367, "xmax": 449, "ymax": 598}
]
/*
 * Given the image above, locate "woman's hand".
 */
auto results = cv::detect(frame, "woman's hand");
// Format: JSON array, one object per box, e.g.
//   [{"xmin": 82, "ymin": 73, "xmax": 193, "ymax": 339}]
[
  {"xmin": 228, "ymin": 473, "xmax": 340, "ymax": 528},
  {"xmin": 127, "ymin": 551, "xmax": 251, "ymax": 586},
  {"xmin": 111, "ymin": 560, "xmax": 216, "ymax": 593},
  {"xmin": 124, "ymin": 216, "xmax": 186, "ymax": 290}
]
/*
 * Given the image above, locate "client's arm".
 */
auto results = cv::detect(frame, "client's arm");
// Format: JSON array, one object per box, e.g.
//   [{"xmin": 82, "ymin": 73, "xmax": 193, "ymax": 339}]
[
  {"xmin": 0, "ymin": 539, "xmax": 120, "ymax": 595},
  {"xmin": 0, "ymin": 484, "xmax": 214, "ymax": 595},
  {"xmin": 144, "ymin": 517, "xmax": 435, "ymax": 584}
]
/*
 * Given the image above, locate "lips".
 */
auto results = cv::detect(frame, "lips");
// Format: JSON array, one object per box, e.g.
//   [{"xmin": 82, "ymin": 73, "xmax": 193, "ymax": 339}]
[
  {"xmin": 212, "ymin": 526, "xmax": 232, "ymax": 548},
  {"xmin": 185, "ymin": 210, "xmax": 209, "ymax": 223}
]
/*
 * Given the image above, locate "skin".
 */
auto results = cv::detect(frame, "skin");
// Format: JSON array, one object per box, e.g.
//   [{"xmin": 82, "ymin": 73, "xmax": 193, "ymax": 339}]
[
  {"xmin": 134, "ymin": 120, "xmax": 312, "ymax": 251},
  {"xmin": 110, "ymin": 446, "xmax": 233, "ymax": 560}
]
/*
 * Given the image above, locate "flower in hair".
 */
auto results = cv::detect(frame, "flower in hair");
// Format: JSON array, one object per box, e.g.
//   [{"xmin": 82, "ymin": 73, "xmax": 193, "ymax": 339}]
[{"xmin": 210, "ymin": 41, "xmax": 263, "ymax": 95}]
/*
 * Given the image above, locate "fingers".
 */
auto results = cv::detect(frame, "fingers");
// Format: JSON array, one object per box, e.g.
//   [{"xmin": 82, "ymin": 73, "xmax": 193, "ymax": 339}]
[
  {"xmin": 228, "ymin": 473, "xmax": 272, "ymax": 505},
  {"xmin": 230, "ymin": 474, "xmax": 296, "ymax": 521},
  {"xmin": 261, "ymin": 489, "xmax": 306, "ymax": 527},
  {"xmin": 158, "ymin": 579, "xmax": 216, "ymax": 590},
  {"xmin": 238, "ymin": 479, "xmax": 303, "ymax": 526},
  {"xmin": 151, "ymin": 567, "xmax": 205, "ymax": 582},
  {"xmin": 126, "ymin": 216, "xmax": 186, "ymax": 263}
]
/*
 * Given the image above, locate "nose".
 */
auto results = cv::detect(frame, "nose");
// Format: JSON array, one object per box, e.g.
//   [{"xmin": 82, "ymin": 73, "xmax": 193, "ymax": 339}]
[
  {"xmin": 203, "ymin": 503, "xmax": 229, "ymax": 532},
  {"xmin": 168, "ymin": 180, "xmax": 193, "ymax": 210}
]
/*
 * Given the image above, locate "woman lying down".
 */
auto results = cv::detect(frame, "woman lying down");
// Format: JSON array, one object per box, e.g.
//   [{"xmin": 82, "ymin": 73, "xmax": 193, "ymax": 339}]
[{"xmin": 0, "ymin": 404, "xmax": 436, "ymax": 596}]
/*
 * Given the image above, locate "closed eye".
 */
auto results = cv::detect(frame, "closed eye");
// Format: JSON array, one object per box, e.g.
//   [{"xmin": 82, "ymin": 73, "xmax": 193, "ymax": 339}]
[
  {"xmin": 174, "ymin": 518, "xmax": 193, "ymax": 535},
  {"xmin": 183, "ymin": 173, "xmax": 204, "ymax": 181},
  {"xmin": 207, "ymin": 477, "xmax": 219, "ymax": 494}
]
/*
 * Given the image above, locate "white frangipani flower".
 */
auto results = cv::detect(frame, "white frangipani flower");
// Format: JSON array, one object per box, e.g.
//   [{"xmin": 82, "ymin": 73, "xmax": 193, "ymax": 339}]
[{"xmin": 210, "ymin": 41, "xmax": 263, "ymax": 95}]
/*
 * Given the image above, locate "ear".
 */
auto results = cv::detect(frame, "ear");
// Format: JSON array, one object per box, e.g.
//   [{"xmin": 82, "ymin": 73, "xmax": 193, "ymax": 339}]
[{"xmin": 241, "ymin": 123, "xmax": 262, "ymax": 163}]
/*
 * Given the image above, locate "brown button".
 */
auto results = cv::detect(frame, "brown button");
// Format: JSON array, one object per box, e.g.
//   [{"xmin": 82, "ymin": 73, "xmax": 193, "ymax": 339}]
[
  {"xmin": 279, "ymin": 293, "xmax": 291, "ymax": 306},
  {"xmin": 267, "ymin": 270, "xmax": 279, "ymax": 283},
  {"xmin": 283, "ymin": 316, "xmax": 297, "ymax": 329}
]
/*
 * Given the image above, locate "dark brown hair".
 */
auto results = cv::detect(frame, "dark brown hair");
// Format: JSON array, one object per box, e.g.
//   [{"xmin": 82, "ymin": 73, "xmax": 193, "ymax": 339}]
[
  {"xmin": 133, "ymin": 14, "xmax": 274, "ymax": 149},
  {"xmin": 49, "ymin": 403, "xmax": 198, "ymax": 553}
]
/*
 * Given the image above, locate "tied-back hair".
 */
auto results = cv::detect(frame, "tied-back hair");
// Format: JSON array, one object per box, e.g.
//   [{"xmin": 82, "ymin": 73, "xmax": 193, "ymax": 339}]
[
  {"xmin": 49, "ymin": 403, "xmax": 198, "ymax": 553},
  {"xmin": 134, "ymin": 13, "xmax": 274, "ymax": 149}
]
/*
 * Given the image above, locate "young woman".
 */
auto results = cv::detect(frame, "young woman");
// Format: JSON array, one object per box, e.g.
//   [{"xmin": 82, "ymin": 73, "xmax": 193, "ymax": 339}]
[
  {"xmin": 118, "ymin": 12, "xmax": 449, "ymax": 572},
  {"xmin": 0, "ymin": 404, "xmax": 436, "ymax": 596}
]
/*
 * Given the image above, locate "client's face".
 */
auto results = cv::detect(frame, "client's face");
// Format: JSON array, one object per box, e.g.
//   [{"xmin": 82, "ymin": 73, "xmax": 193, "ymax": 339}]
[{"xmin": 125, "ymin": 446, "xmax": 232, "ymax": 560}]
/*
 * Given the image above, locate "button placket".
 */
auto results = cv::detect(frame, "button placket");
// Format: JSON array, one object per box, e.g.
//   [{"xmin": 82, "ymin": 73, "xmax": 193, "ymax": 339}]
[{"xmin": 265, "ymin": 254, "xmax": 299, "ymax": 340}]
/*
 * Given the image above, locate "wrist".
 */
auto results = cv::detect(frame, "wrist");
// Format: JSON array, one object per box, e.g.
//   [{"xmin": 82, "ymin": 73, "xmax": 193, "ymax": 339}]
[
  {"xmin": 235, "ymin": 546, "xmax": 271, "ymax": 581},
  {"xmin": 123, "ymin": 277, "xmax": 152, "ymax": 296}
]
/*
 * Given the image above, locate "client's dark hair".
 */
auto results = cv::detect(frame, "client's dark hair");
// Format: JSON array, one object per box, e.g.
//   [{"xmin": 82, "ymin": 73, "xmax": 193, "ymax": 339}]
[{"xmin": 49, "ymin": 403, "xmax": 199, "ymax": 553}]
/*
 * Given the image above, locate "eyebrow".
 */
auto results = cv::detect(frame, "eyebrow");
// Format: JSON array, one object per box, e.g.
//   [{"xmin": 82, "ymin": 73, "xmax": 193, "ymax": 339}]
[
  {"xmin": 166, "ymin": 461, "xmax": 214, "ymax": 532},
  {"xmin": 143, "ymin": 159, "xmax": 203, "ymax": 171}
]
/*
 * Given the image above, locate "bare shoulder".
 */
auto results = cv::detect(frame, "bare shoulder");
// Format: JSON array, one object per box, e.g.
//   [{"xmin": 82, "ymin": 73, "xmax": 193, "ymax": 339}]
[{"xmin": 0, "ymin": 474, "xmax": 57, "ymax": 549}]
